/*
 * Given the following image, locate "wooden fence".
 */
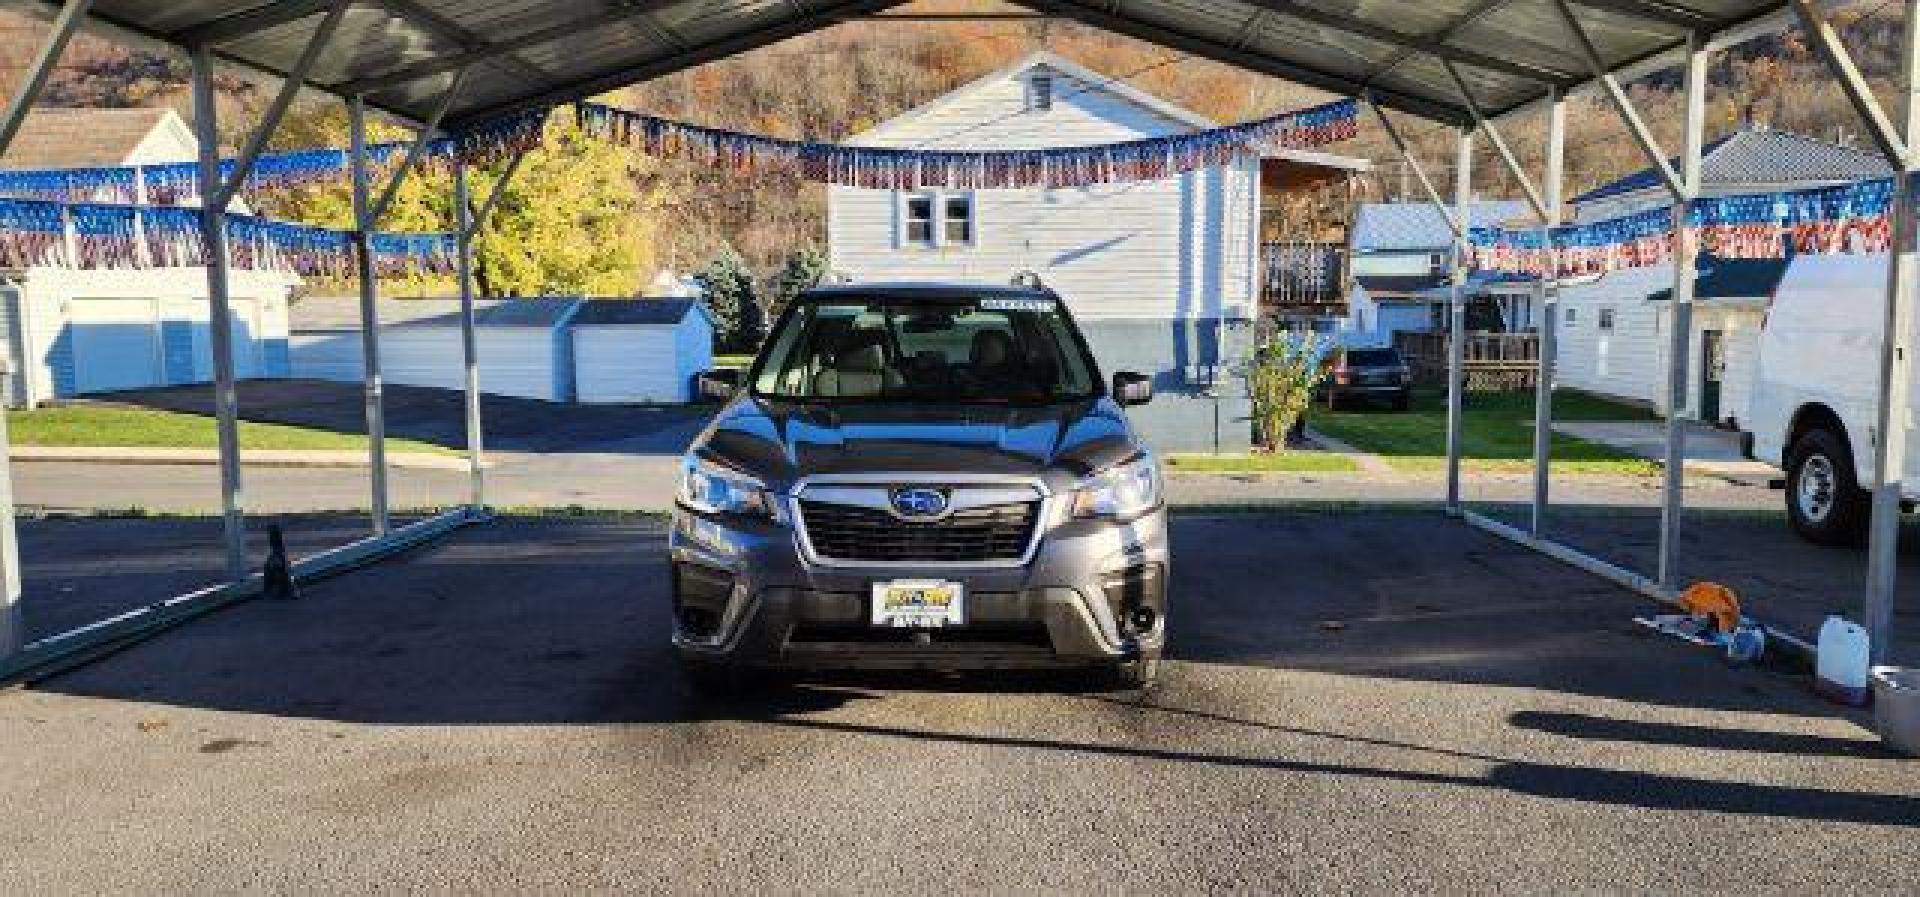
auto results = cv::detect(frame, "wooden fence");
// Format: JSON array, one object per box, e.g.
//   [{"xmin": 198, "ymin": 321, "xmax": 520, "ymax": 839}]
[{"xmin": 1394, "ymin": 331, "xmax": 1541, "ymax": 391}]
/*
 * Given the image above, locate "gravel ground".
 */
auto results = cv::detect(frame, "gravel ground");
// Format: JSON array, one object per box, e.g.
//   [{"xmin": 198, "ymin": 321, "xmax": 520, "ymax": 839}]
[{"xmin": 1, "ymin": 514, "xmax": 1912, "ymax": 893}]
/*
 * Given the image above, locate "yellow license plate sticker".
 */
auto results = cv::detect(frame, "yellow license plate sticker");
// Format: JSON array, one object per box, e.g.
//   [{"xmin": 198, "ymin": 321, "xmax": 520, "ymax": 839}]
[{"xmin": 871, "ymin": 580, "xmax": 965, "ymax": 627}]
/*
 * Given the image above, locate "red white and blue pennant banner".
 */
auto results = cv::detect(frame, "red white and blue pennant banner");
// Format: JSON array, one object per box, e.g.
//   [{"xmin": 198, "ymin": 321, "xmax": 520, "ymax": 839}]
[
  {"xmin": 573, "ymin": 99, "xmax": 1360, "ymax": 190},
  {"xmin": 0, "ymin": 109, "xmax": 548, "ymax": 205},
  {"xmin": 0, "ymin": 197, "xmax": 453, "ymax": 277},
  {"xmin": 1469, "ymin": 178, "xmax": 1901, "ymax": 278}
]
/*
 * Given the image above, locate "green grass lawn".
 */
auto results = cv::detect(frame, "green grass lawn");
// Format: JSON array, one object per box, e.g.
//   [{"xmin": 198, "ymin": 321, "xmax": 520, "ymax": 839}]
[
  {"xmin": 9, "ymin": 406, "xmax": 456, "ymax": 455},
  {"xmin": 1310, "ymin": 387, "xmax": 1659, "ymax": 475},
  {"xmin": 1166, "ymin": 451, "xmax": 1359, "ymax": 473}
]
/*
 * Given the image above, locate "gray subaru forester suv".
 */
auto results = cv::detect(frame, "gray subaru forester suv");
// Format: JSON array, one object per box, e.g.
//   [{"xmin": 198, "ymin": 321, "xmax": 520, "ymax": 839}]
[{"xmin": 670, "ymin": 281, "xmax": 1168, "ymax": 688}]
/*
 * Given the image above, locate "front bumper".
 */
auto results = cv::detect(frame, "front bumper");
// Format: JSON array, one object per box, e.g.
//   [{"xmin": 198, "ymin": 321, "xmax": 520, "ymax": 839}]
[{"xmin": 667, "ymin": 507, "xmax": 1169, "ymax": 670}]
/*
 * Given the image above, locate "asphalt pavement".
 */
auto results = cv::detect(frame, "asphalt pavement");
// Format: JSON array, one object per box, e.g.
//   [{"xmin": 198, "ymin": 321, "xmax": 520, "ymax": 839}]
[{"xmin": 1, "ymin": 514, "xmax": 1912, "ymax": 892}]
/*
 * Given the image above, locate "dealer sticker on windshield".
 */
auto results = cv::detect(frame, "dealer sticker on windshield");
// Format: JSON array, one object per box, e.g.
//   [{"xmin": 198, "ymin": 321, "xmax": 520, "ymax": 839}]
[
  {"xmin": 872, "ymin": 579, "xmax": 965, "ymax": 627},
  {"xmin": 979, "ymin": 297, "xmax": 1055, "ymax": 312}
]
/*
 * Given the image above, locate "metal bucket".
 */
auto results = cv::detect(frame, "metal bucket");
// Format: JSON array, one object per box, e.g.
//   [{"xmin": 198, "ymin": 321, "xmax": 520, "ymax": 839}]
[{"xmin": 1872, "ymin": 666, "xmax": 1920, "ymax": 758}]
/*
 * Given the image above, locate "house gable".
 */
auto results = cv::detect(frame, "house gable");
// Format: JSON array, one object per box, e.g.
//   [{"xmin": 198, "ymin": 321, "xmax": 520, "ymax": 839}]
[{"xmin": 846, "ymin": 51, "xmax": 1211, "ymax": 151}]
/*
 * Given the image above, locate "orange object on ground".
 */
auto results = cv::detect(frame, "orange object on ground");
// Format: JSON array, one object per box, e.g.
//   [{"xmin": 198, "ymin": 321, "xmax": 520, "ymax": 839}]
[{"xmin": 1679, "ymin": 582, "xmax": 1742, "ymax": 633}]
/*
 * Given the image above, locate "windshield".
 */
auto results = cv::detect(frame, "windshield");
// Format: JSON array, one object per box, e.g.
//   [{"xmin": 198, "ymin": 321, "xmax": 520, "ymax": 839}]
[{"xmin": 751, "ymin": 296, "xmax": 1100, "ymax": 404}]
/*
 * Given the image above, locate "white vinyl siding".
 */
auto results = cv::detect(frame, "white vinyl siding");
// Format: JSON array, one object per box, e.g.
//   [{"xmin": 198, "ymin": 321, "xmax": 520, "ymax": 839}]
[{"xmin": 829, "ymin": 62, "xmax": 1257, "ymax": 322}]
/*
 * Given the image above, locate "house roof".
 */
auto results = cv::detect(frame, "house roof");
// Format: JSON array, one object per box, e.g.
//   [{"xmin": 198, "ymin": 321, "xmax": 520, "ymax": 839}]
[
  {"xmin": 1352, "ymin": 201, "xmax": 1532, "ymax": 252},
  {"xmin": 848, "ymin": 50, "xmax": 1215, "ymax": 148},
  {"xmin": 290, "ymin": 296, "xmax": 581, "ymax": 331},
  {"xmin": 1572, "ymin": 129, "xmax": 1893, "ymax": 205},
  {"xmin": 1648, "ymin": 257, "xmax": 1791, "ymax": 301},
  {"xmin": 1355, "ymin": 273, "xmax": 1446, "ymax": 296},
  {"xmin": 0, "ymin": 107, "xmax": 185, "ymax": 168},
  {"xmin": 571, "ymin": 298, "xmax": 703, "ymax": 326}
]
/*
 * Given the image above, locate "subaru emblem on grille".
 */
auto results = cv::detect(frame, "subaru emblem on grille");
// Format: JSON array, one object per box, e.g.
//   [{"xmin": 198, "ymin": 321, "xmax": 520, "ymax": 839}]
[{"xmin": 889, "ymin": 487, "xmax": 951, "ymax": 519}]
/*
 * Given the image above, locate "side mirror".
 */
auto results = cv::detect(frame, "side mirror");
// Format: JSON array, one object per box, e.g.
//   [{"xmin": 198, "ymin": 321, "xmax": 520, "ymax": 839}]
[
  {"xmin": 1112, "ymin": 371, "xmax": 1153, "ymax": 407},
  {"xmin": 696, "ymin": 369, "xmax": 740, "ymax": 401}
]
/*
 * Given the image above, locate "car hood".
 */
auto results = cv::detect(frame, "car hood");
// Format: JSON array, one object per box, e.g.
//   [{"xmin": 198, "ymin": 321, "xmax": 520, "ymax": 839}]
[{"xmin": 692, "ymin": 397, "xmax": 1142, "ymax": 490}]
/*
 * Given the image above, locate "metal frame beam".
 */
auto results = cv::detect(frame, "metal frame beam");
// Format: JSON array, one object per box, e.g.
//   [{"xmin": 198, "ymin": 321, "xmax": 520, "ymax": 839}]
[
  {"xmin": 1446, "ymin": 126, "xmax": 1474, "ymax": 514},
  {"xmin": 190, "ymin": 44, "xmax": 250, "ymax": 585},
  {"xmin": 1551, "ymin": 0, "xmax": 1686, "ymax": 198},
  {"xmin": 211, "ymin": 0, "xmax": 350, "ymax": 210},
  {"xmin": 1442, "ymin": 60, "xmax": 1549, "ymax": 220},
  {"xmin": 367, "ymin": 68, "xmax": 469, "ymax": 225},
  {"xmin": 463, "ymin": 150, "xmax": 527, "ymax": 240},
  {"xmin": 1790, "ymin": 0, "xmax": 1920, "ymax": 664},
  {"xmin": 1366, "ymin": 100, "xmax": 1463, "ymax": 239},
  {"xmin": 349, "ymin": 94, "xmax": 392, "ymax": 534},
  {"xmin": 1567, "ymin": 0, "xmax": 1716, "ymax": 29},
  {"xmin": 449, "ymin": 151, "xmax": 529, "ymax": 511},
  {"xmin": 0, "ymin": 0, "xmax": 90, "ymax": 666},
  {"xmin": 1656, "ymin": 31, "xmax": 1708, "ymax": 590},
  {"xmin": 1532, "ymin": 92, "xmax": 1567, "ymax": 537}
]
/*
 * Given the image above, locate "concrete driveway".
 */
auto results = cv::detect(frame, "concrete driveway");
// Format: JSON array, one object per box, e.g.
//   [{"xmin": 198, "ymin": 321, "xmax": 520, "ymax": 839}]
[{"xmin": 2, "ymin": 513, "xmax": 1911, "ymax": 892}]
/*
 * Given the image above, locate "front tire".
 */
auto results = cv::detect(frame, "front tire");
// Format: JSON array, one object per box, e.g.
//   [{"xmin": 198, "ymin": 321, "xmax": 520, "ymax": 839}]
[{"xmin": 1786, "ymin": 428, "xmax": 1870, "ymax": 546}]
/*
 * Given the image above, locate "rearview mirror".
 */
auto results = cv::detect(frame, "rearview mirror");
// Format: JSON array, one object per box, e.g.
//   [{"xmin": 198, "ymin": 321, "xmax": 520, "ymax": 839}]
[
  {"xmin": 1112, "ymin": 371, "xmax": 1153, "ymax": 407},
  {"xmin": 696, "ymin": 369, "xmax": 740, "ymax": 401}
]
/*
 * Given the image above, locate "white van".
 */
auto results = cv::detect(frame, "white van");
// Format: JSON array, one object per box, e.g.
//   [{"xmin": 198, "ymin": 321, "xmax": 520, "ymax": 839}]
[{"xmin": 1747, "ymin": 254, "xmax": 1901, "ymax": 545}]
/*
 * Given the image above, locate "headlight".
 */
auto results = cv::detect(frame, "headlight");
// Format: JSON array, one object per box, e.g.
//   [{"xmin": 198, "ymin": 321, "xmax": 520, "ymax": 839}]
[
  {"xmin": 1071, "ymin": 455, "xmax": 1161, "ymax": 520},
  {"xmin": 678, "ymin": 459, "xmax": 779, "ymax": 519}
]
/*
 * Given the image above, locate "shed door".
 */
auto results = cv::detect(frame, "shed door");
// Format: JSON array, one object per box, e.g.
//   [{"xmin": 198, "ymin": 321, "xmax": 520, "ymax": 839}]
[
  {"xmin": 69, "ymin": 298, "xmax": 160, "ymax": 394},
  {"xmin": 575, "ymin": 327, "xmax": 674, "ymax": 403}
]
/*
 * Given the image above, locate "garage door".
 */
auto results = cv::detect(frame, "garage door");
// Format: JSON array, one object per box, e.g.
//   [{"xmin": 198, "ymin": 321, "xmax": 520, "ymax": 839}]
[
  {"xmin": 69, "ymin": 299, "xmax": 161, "ymax": 394},
  {"xmin": 173, "ymin": 299, "xmax": 263, "ymax": 382}
]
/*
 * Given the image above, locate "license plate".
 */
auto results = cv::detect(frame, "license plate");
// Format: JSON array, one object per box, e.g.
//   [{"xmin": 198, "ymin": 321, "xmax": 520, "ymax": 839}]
[{"xmin": 871, "ymin": 580, "xmax": 965, "ymax": 628}]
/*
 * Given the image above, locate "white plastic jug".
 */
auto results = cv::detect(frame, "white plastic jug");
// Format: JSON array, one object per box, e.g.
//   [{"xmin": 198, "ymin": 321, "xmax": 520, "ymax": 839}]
[{"xmin": 1816, "ymin": 616, "xmax": 1871, "ymax": 706}]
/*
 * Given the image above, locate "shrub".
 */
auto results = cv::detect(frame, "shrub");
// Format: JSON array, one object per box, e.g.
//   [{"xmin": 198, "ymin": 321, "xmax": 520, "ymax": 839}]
[{"xmin": 1248, "ymin": 331, "xmax": 1330, "ymax": 451}]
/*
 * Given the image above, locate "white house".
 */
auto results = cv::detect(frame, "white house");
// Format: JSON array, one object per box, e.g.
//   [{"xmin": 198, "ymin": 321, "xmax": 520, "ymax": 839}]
[
  {"xmin": 1554, "ymin": 128, "xmax": 1890, "ymax": 425},
  {"xmin": 0, "ymin": 108, "xmax": 298, "ymax": 406},
  {"xmin": 1342, "ymin": 200, "xmax": 1532, "ymax": 346},
  {"xmin": 827, "ymin": 51, "xmax": 1331, "ymax": 453}
]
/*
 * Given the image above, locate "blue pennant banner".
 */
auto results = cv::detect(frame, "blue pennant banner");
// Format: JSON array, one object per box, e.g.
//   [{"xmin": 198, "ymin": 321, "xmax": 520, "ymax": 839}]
[
  {"xmin": 1469, "ymin": 176, "xmax": 1906, "ymax": 278},
  {"xmin": 0, "ymin": 196, "xmax": 452, "ymax": 277},
  {"xmin": 573, "ymin": 98, "xmax": 1360, "ymax": 189}
]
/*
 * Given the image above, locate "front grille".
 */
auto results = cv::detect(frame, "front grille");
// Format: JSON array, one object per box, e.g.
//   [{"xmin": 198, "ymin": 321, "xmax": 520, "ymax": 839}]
[{"xmin": 799, "ymin": 500, "xmax": 1039, "ymax": 562}]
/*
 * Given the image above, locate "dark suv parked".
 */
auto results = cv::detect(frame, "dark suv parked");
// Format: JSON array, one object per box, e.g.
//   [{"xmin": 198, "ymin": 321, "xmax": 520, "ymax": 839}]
[
  {"xmin": 1323, "ymin": 347, "xmax": 1412, "ymax": 411},
  {"xmin": 669, "ymin": 282, "xmax": 1168, "ymax": 688}
]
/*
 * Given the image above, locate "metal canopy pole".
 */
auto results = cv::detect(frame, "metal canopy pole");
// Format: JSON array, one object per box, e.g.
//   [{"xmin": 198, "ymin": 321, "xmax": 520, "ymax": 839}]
[
  {"xmin": 453, "ymin": 164, "xmax": 484, "ymax": 510},
  {"xmin": 1533, "ymin": 93, "xmax": 1567, "ymax": 537},
  {"xmin": 1795, "ymin": 0, "xmax": 1919, "ymax": 663},
  {"xmin": 0, "ymin": 0, "xmax": 92, "ymax": 663},
  {"xmin": 1446, "ymin": 126, "xmax": 1474, "ymax": 514},
  {"xmin": 348, "ymin": 95, "xmax": 392, "ymax": 534},
  {"xmin": 1657, "ymin": 33, "xmax": 1708, "ymax": 590},
  {"xmin": 190, "ymin": 46, "xmax": 250, "ymax": 585}
]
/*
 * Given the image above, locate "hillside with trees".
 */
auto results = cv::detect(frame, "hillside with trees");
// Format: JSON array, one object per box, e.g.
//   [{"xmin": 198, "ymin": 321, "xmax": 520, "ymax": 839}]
[{"xmin": 0, "ymin": 1, "xmax": 1910, "ymax": 297}]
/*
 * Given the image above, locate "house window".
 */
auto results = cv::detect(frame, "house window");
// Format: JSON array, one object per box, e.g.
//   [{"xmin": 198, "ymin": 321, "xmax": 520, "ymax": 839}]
[
  {"xmin": 944, "ymin": 195, "xmax": 974, "ymax": 243},
  {"xmin": 1429, "ymin": 253, "xmax": 1447, "ymax": 276},
  {"xmin": 1564, "ymin": 307, "xmax": 1577, "ymax": 327},
  {"xmin": 905, "ymin": 194, "xmax": 935, "ymax": 246},
  {"xmin": 1598, "ymin": 307, "xmax": 1616, "ymax": 331},
  {"xmin": 1031, "ymin": 74, "xmax": 1054, "ymax": 111}
]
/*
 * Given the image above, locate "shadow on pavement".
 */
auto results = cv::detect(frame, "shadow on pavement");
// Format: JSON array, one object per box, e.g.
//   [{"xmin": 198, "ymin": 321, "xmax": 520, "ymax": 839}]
[
  {"xmin": 30, "ymin": 512, "xmax": 1866, "ymax": 721},
  {"xmin": 27, "ymin": 512, "xmax": 1915, "ymax": 827},
  {"xmin": 90, "ymin": 379, "xmax": 712, "ymax": 456},
  {"xmin": 764, "ymin": 714, "xmax": 1920, "ymax": 828},
  {"xmin": 1508, "ymin": 710, "xmax": 1890, "ymax": 758}
]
